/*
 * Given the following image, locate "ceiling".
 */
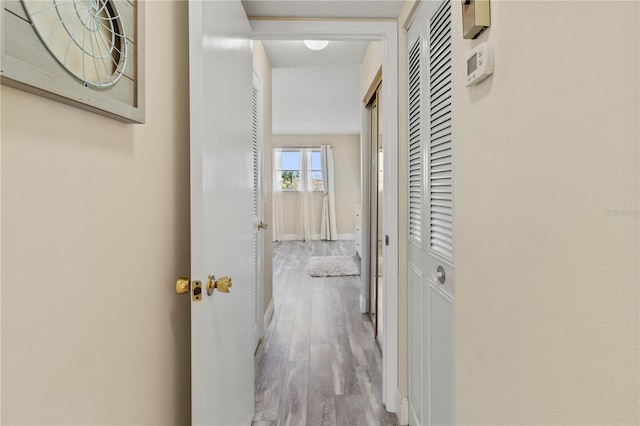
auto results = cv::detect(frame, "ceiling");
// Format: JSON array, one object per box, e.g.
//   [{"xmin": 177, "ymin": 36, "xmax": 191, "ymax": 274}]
[
  {"xmin": 262, "ymin": 40, "xmax": 369, "ymax": 68},
  {"xmin": 245, "ymin": 1, "xmax": 400, "ymax": 135},
  {"xmin": 242, "ymin": 0, "xmax": 405, "ymax": 19}
]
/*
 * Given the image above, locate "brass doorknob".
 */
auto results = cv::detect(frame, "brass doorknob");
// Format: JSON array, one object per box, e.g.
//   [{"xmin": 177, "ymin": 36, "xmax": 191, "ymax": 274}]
[
  {"xmin": 176, "ymin": 277, "xmax": 190, "ymax": 294},
  {"xmin": 257, "ymin": 221, "xmax": 268, "ymax": 230},
  {"xmin": 207, "ymin": 274, "xmax": 233, "ymax": 295}
]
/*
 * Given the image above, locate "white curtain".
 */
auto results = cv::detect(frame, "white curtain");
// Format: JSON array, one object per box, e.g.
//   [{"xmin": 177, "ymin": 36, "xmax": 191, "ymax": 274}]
[
  {"xmin": 320, "ymin": 145, "xmax": 338, "ymax": 240},
  {"xmin": 272, "ymin": 149, "xmax": 285, "ymax": 241},
  {"xmin": 296, "ymin": 148, "xmax": 315, "ymax": 241}
]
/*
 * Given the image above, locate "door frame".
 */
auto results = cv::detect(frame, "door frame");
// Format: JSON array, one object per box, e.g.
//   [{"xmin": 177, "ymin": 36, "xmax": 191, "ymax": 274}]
[{"xmin": 251, "ymin": 19, "xmax": 399, "ymax": 413}]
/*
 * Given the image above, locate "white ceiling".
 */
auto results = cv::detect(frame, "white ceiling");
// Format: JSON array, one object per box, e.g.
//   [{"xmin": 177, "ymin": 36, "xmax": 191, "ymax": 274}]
[
  {"xmin": 242, "ymin": 0, "xmax": 405, "ymax": 19},
  {"xmin": 262, "ymin": 40, "xmax": 369, "ymax": 68},
  {"xmin": 246, "ymin": 1, "xmax": 399, "ymax": 135}
]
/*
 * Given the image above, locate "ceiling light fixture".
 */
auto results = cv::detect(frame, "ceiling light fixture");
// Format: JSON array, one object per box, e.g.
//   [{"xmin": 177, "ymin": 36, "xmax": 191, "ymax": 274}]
[{"xmin": 304, "ymin": 40, "xmax": 329, "ymax": 50}]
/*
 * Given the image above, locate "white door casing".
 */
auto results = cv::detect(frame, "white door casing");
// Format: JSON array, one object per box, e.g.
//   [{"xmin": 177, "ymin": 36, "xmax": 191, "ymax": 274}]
[
  {"xmin": 189, "ymin": 1, "xmax": 255, "ymax": 424},
  {"xmin": 250, "ymin": 20, "xmax": 400, "ymax": 412},
  {"xmin": 407, "ymin": 1, "xmax": 455, "ymax": 425}
]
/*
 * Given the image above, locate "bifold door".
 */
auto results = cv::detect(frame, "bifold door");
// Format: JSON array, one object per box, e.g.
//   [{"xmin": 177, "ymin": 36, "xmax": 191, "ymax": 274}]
[{"xmin": 407, "ymin": 1, "xmax": 455, "ymax": 424}]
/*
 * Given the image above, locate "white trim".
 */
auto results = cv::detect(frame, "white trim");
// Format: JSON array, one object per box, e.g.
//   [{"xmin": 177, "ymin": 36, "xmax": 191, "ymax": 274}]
[
  {"xmin": 360, "ymin": 294, "xmax": 368, "ymax": 314},
  {"xmin": 275, "ymin": 233, "xmax": 355, "ymax": 241},
  {"xmin": 275, "ymin": 234, "xmax": 320, "ymax": 241},
  {"xmin": 252, "ymin": 19, "xmax": 399, "ymax": 413},
  {"xmin": 263, "ymin": 297, "xmax": 274, "ymax": 332},
  {"xmin": 396, "ymin": 388, "xmax": 409, "ymax": 426}
]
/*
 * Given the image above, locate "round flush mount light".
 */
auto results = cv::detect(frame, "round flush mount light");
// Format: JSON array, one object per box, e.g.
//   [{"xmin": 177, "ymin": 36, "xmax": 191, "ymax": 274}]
[{"xmin": 304, "ymin": 40, "xmax": 329, "ymax": 50}]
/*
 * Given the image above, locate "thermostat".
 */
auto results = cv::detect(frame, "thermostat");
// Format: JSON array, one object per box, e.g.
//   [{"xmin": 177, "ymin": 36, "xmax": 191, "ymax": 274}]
[{"xmin": 465, "ymin": 42, "xmax": 494, "ymax": 86}]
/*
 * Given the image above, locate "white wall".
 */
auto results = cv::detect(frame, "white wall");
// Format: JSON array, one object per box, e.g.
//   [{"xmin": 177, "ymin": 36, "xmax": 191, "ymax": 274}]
[
  {"xmin": 272, "ymin": 134, "xmax": 361, "ymax": 238},
  {"xmin": 272, "ymin": 65, "xmax": 361, "ymax": 134},
  {"xmin": 1, "ymin": 2, "xmax": 191, "ymax": 424},
  {"xmin": 451, "ymin": 1, "xmax": 639, "ymax": 423}
]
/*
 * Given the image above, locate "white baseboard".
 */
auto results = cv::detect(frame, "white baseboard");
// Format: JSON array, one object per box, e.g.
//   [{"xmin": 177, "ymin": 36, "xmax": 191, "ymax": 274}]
[
  {"xmin": 277, "ymin": 234, "xmax": 310, "ymax": 241},
  {"xmin": 396, "ymin": 389, "xmax": 409, "ymax": 425},
  {"xmin": 360, "ymin": 294, "xmax": 367, "ymax": 314},
  {"xmin": 263, "ymin": 297, "xmax": 274, "ymax": 332},
  {"xmin": 276, "ymin": 234, "xmax": 355, "ymax": 241}
]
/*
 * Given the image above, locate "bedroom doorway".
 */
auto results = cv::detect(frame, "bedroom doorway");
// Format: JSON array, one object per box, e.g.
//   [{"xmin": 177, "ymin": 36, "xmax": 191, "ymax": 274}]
[{"xmin": 253, "ymin": 18, "xmax": 400, "ymax": 416}]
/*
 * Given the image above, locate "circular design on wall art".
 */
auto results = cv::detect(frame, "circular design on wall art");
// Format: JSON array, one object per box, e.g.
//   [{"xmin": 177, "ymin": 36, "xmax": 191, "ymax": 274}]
[{"xmin": 21, "ymin": 0, "xmax": 128, "ymax": 88}]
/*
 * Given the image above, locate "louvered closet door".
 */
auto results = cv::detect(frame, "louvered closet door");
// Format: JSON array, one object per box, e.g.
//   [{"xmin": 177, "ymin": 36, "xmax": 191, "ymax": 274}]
[
  {"xmin": 407, "ymin": 10, "xmax": 427, "ymax": 425},
  {"xmin": 252, "ymin": 71, "xmax": 265, "ymax": 350},
  {"xmin": 407, "ymin": 0, "xmax": 455, "ymax": 425}
]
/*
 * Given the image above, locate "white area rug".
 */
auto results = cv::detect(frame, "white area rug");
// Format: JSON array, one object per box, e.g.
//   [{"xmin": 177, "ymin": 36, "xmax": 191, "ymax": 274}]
[{"xmin": 308, "ymin": 255, "xmax": 360, "ymax": 277}]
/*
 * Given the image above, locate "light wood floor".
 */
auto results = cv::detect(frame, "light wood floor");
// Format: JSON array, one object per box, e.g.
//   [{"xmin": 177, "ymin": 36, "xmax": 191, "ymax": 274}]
[{"xmin": 253, "ymin": 241, "xmax": 398, "ymax": 426}]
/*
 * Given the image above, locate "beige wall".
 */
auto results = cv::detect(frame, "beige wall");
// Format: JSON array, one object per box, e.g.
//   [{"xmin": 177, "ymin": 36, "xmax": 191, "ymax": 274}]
[
  {"xmin": 271, "ymin": 134, "xmax": 361, "ymax": 238},
  {"xmin": 253, "ymin": 41, "xmax": 274, "ymax": 317},
  {"xmin": 1, "ymin": 2, "xmax": 191, "ymax": 424},
  {"xmin": 360, "ymin": 42, "xmax": 383, "ymax": 226},
  {"xmin": 451, "ymin": 1, "xmax": 639, "ymax": 424},
  {"xmin": 360, "ymin": 42, "xmax": 383, "ymax": 101}
]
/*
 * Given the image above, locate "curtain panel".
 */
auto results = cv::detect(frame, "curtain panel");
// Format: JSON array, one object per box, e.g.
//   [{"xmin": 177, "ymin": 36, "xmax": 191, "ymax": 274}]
[
  {"xmin": 272, "ymin": 148, "xmax": 285, "ymax": 241},
  {"xmin": 320, "ymin": 144, "xmax": 338, "ymax": 240}
]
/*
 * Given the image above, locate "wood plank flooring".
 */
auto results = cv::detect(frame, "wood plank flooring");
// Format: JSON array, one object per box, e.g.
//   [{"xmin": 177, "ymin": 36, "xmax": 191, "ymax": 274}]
[{"xmin": 254, "ymin": 241, "xmax": 398, "ymax": 426}]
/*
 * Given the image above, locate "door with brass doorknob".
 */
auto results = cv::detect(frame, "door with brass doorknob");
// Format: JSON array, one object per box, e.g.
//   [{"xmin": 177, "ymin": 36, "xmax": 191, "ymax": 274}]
[{"xmin": 184, "ymin": 2, "xmax": 257, "ymax": 424}]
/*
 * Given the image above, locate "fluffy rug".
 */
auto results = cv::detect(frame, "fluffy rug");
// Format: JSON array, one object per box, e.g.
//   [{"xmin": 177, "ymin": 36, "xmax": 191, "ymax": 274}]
[{"xmin": 308, "ymin": 255, "xmax": 360, "ymax": 277}]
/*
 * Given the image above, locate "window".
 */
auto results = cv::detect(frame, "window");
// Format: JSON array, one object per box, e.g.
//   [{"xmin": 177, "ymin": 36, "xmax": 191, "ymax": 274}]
[
  {"xmin": 274, "ymin": 148, "xmax": 324, "ymax": 191},
  {"xmin": 310, "ymin": 151, "xmax": 323, "ymax": 191},
  {"xmin": 279, "ymin": 150, "xmax": 301, "ymax": 190}
]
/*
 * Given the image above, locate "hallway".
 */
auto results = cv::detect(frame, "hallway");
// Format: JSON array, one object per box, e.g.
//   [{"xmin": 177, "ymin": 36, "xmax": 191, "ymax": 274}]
[{"xmin": 253, "ymin": 241, "xmax": 398, "ymax": 425}]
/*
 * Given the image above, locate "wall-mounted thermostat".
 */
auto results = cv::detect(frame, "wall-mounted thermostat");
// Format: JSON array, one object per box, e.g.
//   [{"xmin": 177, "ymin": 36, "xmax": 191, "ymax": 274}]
[{"xmin": 465, "ymin": 42, "xmax": 494, "ymax": 86}]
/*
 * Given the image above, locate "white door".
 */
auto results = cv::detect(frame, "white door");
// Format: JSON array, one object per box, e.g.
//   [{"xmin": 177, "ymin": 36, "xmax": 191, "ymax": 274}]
[
  {"xmin": 407, "ymin": 1, "xmax": 455, "ymax": 425},
  {"xmin": 188, "ymin": 1, "xmax": 255, "ymax": 424}
]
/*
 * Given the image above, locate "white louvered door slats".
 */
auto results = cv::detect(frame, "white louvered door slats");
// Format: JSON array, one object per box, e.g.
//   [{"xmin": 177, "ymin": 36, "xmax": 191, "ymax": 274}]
[
  {"xmin": 429, "ymin": 0, "xmax": 453, "ymax": 260},
  {"xmin": 252, "ymin": 88, "xmax": 259, "ymax": 218},
  {"xmin": 408, "ymin": 37, "xmax": 423, "ymax": 247},
  {"xmin": 251, "ymin": 86, "xmax": 259, "ymax": 343}
]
